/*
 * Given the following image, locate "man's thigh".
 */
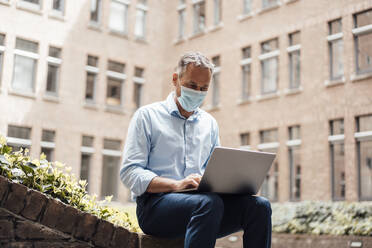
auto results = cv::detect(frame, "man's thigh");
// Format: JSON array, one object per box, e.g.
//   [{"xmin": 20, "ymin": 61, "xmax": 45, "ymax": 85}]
[{"xmin": 137, "ymin": 192, "xmax": 217, "ymax": 238}]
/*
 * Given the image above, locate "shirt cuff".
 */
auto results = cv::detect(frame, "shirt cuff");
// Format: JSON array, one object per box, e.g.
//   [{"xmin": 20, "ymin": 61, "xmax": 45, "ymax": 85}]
[{"xmin": 137, "ymin": 169, "xmax": 158, "ymax": 196}]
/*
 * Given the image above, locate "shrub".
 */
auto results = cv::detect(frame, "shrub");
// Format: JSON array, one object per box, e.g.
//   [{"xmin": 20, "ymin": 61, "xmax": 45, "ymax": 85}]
[
  {"xmin": 272, "ymin": 201, "xmax": 372, "ymax": 236},
  {"xmin": 0, "ymin": 134, "xmax": 140, "ymax": 233}
]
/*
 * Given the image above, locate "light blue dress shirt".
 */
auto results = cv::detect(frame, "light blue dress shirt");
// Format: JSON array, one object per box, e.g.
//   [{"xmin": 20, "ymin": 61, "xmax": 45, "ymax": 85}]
[{"xmin": 120, "ymin": 91, "xmax": 220, "ymax": 201}]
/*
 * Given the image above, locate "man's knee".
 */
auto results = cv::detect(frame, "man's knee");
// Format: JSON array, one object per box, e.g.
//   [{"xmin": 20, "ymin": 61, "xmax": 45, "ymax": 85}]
[
  {"xmin": 197, "ymin": 193, "xmax": 224, "ymax": 216},
  {"xmin": 255, "ymin": 196, "xmax": 272, "ymax": 218}
]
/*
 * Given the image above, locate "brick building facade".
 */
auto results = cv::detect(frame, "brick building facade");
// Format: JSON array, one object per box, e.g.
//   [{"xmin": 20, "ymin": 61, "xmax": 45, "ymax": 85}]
[{"xmin": 0, "ymin": 0, "xmax": 371, "ymax": 204}]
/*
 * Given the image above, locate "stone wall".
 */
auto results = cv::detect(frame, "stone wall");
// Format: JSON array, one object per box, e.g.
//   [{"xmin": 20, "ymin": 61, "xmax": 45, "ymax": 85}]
[{"xmin": 1, "ymin": 175, "xmax": 371, "ymax": 248}]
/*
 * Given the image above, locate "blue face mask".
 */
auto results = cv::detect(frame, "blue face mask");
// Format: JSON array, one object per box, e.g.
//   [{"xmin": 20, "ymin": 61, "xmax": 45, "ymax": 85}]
[{"xmin": 177, "ymin": 86, "xmax": 207, "ymax": 112}]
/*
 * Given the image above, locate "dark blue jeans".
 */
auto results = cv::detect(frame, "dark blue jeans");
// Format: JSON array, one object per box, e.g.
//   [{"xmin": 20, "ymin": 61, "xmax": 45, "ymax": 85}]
[{"xmin": 136, "ymin": 192, "xmax": 272, "ymax": 248}]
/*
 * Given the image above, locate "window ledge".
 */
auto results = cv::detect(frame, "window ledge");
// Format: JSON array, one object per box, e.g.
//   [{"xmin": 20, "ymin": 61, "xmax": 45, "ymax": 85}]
[
  {"xmin": 284, "ymin": 0, "xmax": 299, "ymax": 4},
  {"xmin": 105, "ymin": 105, "xmax": 127, "ymax": 115},
  {"xmin": 208, "ymin": 22, "xmax": 224, "ymax": 33},
  {"xmin": 109, "ymin": 30, "xmax": 129, "ymax": 39},
  {"xmin": 42, "ymin": 94, "xmax": 59, "ymax": 103},
  {"xmin": 8, "ymin": 89, "xmax": 36, "ymax": 99},
  {"xmin": 48, "ymin": 12, "xmax": 65, "ymax": 22},
  {"xmin": 188, "ymin": 30, "xmax": 207, "ymax": 40},
  {"xmin": 324, "ymin": 77, "xmax": 345, "ymax": 87},
  {"xmin": 351, "ymin": 71, "xmax": 372, "ymax": 83},
  {"xmin": 83, "ymin": 102, "xmax": 99, "ymax": 110},
  {"xmin": 173, "ymin": 37, "xmax": 187, "ymax": 45},
  {"xmin": 284, "ymin": 87, "xmax": 303, "ymax": 95},
  {"xmin": 0, "ymin": 0, "xmax": 10, "ymax": 6},
  {"xmin": 258, "ymin": 3, "xmax": 281, "ymax": 15},
  {"xmin": 237, "ymin": 13, "xmax": 254, "ymax": 22},
  {"xmin": 134, "ymin": 37, "xmax": 148, "ymax": 44},
  {"xmin": 237, "ymin": 97, "xmax": 253, "ymax": 105},
  {"xmin": 88, "ymin": 22, "xmax": 103, "ymax": 32},
  {"xmin": 16, "ymin": 2, "xmax": 42, "ymax": 15},
  {"xmin": 256, "ymin": 91, "xmax": 280, "ymax": 102}
]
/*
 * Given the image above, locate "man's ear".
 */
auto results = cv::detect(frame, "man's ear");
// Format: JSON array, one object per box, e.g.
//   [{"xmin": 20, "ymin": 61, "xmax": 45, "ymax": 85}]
[{"xmin": 172, "ymin": 73, "xmax": 178, "ymax": 87}]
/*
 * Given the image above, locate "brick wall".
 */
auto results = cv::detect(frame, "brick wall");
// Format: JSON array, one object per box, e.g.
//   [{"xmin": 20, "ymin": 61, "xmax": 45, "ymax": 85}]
[{"xmin": 1, "ymin": 175, "xmax": 371, "ymax": 248}]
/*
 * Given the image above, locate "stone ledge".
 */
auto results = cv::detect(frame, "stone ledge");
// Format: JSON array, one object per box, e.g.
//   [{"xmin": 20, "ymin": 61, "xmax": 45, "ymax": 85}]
[{"xmin": 1, "ymin": 175, "xmax": 371, "ymax": 248}]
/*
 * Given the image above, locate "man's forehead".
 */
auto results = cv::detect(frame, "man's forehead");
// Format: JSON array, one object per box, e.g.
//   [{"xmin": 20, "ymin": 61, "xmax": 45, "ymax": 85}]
[{"xmin": 183, "ymin": 64, "xmax": 211, "ymax": 84}]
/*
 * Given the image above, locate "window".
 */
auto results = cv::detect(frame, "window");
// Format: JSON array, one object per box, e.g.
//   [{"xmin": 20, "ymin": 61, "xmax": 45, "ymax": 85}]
[
  {"xmin": 260, "ymin": 128, "xmax": 278, "ymax": 144},
  {"xmin": 243, "ymin": 0, "xmax": 252, "ymax": 15},
  {"xmin": 101, "ymin": 138, "xmax": 122, "ymax": 200},
  {"xmin": 134, "ymin": 0, "xmax": 147, "ymax": 39},
  {"xmin": 258, "ymin": 128, "xmax": 279, "ymax": 202},
  {"xmin": 241, "ymin": 46, "xmax": 252, "ymax": 101},
  {"xmin": 193, "ymin": 0, "xmax": 206, "ymax": 34},
  {"xmin": 213, "ymin": 0, "xmax": 222, "ymax": 26},
  {"xmin": 133, "ymin": 67, "xmax": 144, "ymax": 109},
  {"xmin": 328, "ymin": 19, "xmax": 344, "ymax": 80},
  {"xmin": 109, "ymin": 0, "xmax": 129, "ymax": 34},
  {"xmin": 85, "ymin": 55, "xmax": 99, "ymax": 103},
  {"xmin": 46, "ymin": 46, "xmax": 62, "ymax": 96},
  {"xmin": 262, "ymin": 0, "xmax": 278, "ymax": 9},
  {"xmin": 52, "ymin": 0, "xmax": 64, "ymax": 15},
  {"xmin": 0, "ymin": 34, "xmax": 5, "ymax": 88},
  {"xmin": 288, "ymin": 125, "xmax": 301, "ymax": 140},
  {"xmin": 240, "ymin": 132, "xmax": 250, "ymax": 150},
  {"xmin": 177, "ymin": 1, "xmax": 186, "ymax": 39},
  {"xmin": 12, "ymin": 38, "xmax": 39, "ymax": 93},
  {"xmin": 211, "ymin": 56, "xmax": 220, "ymax": 107},
  {"xmin": 106, "ymin": 60, "xmax": 125, "ymax": 107},
  {"xmin": 19, "ymin": 0, "xmax": 42, "ymax": 11},
  {"xmin": 355, "ymin": 115, "xmax": 372, "ymax": 200},
  {"xmin": 353, "ymin": 9, "xmax": 372, "ymax": 74},
  {"xmin": 7, "ymin": 125, "xmax": 32, "ymax": 153},
  {"xmin": 260, "ymin": 38, "xmax": 279, "ymax": 95},
  {"xmin": 80, "ymin": 135, "xmax": 94, "ymax": 192},
  {"xmin": 329, "ymin": 119, "xmax": 345, "ymax": 200},
  {"xmin": 288, "ymin": 125, "xmax": 301, "ymax": 201},
  {"xmin": 90, "ymin": 0, "xmax": 102, "ymax": 24},
  {"xmin": 288, "ymin": 31, "xmax": 301, "ymax": 89},
  {"xmin": 40, "ymin": 129, "xmax": 55, "ymax": 162}
]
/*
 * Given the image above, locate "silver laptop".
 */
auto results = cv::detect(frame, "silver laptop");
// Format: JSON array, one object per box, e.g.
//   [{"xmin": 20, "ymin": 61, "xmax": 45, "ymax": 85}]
[{"xmin": 175, "ymin": 146, "xmax": 276, "ymax": 195}]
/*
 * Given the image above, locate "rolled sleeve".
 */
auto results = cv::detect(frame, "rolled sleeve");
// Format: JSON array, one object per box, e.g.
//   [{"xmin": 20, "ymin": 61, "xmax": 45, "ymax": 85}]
[{"xmin": 119, "ymin": 108, "xmax": 158, "ymax": 197}]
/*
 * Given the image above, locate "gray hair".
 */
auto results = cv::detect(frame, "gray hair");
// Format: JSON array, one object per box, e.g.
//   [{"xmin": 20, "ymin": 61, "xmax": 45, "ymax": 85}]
[{"xmin": 176, "ymin": 51, "xmax": 214, "ymax": 78}]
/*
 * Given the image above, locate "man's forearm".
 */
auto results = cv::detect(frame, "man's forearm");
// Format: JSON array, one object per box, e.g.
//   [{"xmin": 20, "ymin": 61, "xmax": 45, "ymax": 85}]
[{"xmin": 146, "ymin": 176, "xmax": 178, "ymax": 193}]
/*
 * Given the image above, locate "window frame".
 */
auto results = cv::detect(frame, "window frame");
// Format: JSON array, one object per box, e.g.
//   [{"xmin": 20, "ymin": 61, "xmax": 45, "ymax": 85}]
[
  {"xmin": 85, "ymin": 55, "xmax": 99, "ymax": 103},
  {"xmin": 352, "ymin": 9, "xmax": 372, "ymax": 75},
  {"xmin": 109, "ymin": 0, "xmax": 130, "ymax": 35},
  {"xmin": 287, "ymin": 32, "xmax": 301, "ymax": 89},
  {"xmin": 192, "ymin": 0, "xmax": 206, "ymax": 35},
  {"xmin": 18, "ymin": 0, "xmax": 43, "ymax": 12},
  {"xmin": 259, "ymin": 38, "xmax": 279, "ymax": 95},
  {"xmin": 90, "ymin": 0, "xmax": 102, "ymax": 25},
  {"xmin": 177, "ymin": 3, "xmax": 186, "ymax": 40},
  {"xmin": 12, "ymin": 38, "xmax": 40, "ymax": 94},
  {"xmin": 45, "ymin": 46, "xmax": 62, "ymax": 96},
  {"xmin": 105, "ymin": 60, "xmax": 126, "ymax": 108},
  {"xmin": 51, "ymin": 0, "xmax": 65, "ymax": 16},
  {"xmin": 134, "ymin": 1, "xmax": 148, "ymax": 39},
  {"xmin": 240, "ymin": 47, "xmax": 252, "ymax": 101},
  {"xmin": 355, "ymin": 115, "xmax": 372, "ymax": 201}
]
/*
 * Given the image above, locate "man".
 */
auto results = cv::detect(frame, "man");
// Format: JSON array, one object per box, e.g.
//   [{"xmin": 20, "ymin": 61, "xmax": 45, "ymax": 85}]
[{"xmin": 120, "ymin": 51, "xmax": 272, "ymax": 248}]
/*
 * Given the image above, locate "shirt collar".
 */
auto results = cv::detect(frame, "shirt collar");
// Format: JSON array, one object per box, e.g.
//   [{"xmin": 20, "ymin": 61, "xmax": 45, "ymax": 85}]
[{"xmin": 165, "ymin": 91, "xmax": 202, "ymax": 121}]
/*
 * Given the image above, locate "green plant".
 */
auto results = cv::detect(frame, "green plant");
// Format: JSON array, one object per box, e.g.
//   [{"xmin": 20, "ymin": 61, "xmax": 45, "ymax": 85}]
[
  {"xmin": 272, "ymin": 201, "xmax": 372, "ymax": 236},
  {"xmin": 0, "ymin": 135, "xmax": 140, "ymax": 233}
]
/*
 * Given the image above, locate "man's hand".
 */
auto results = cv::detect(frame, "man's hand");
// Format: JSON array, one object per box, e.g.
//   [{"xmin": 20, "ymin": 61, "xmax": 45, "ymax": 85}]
[
  {"xmin": 146, "ymin": 174, "xmax": 202, "ymax": 193},
  {"xmin": 173, "ymin": 173, "xmax": 202, "ymax": 191}
]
